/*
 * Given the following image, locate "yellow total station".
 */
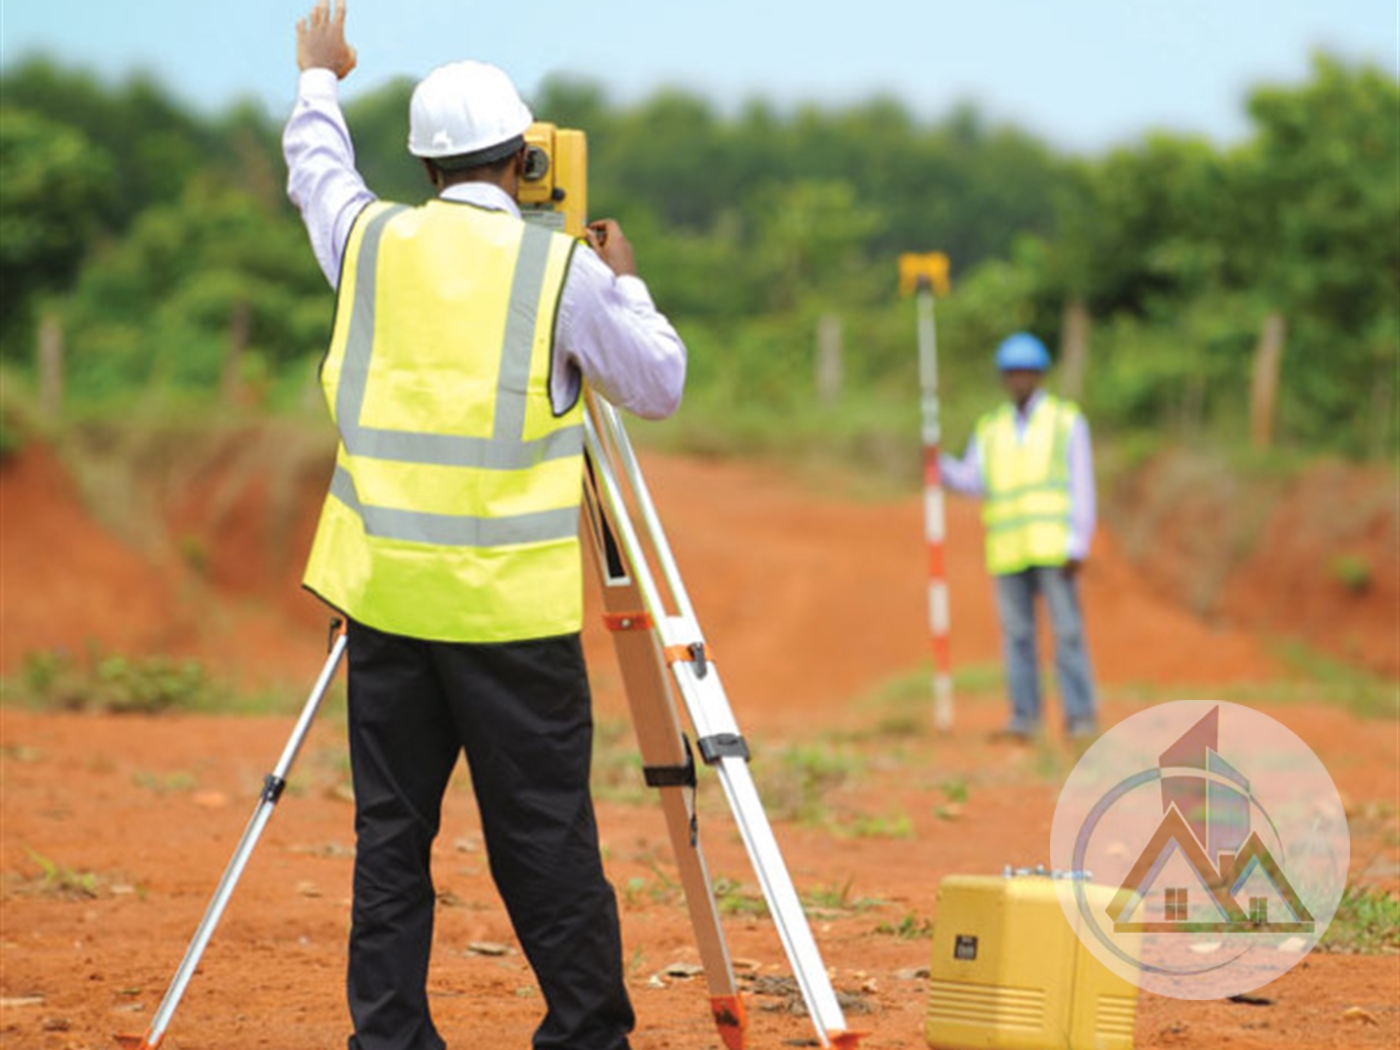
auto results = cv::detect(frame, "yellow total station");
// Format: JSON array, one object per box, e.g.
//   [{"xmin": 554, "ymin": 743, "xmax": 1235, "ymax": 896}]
[{"xmin": 519, "ymin": 123, "xmax": 589, "ymax": 238}]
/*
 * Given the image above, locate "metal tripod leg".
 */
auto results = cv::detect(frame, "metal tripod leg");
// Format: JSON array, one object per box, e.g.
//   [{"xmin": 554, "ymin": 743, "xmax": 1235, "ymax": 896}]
[
  {"xmin": 116, "ymin": 625, "xmax": 348, "ymax": 1050},
  {"xmin": 583, "ymin": 393, "xmax": 861, "ymax": 1049}
]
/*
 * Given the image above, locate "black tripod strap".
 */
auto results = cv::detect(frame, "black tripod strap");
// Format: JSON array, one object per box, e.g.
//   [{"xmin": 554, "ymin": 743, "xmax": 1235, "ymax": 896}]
[{"xmin": 643, "ymin": 735, "xmax": 698, "ymax": 789}]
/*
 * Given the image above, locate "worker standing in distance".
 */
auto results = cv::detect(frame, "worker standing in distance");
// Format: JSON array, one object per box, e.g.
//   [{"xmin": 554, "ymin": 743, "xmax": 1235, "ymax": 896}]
[
  {"xmin": 284, "ymin": 4, "xmax": 686, "ymax": 1049},
  {"xmin": 940, "ymin": 333, "xmax": 1098, "ymax": 743}
]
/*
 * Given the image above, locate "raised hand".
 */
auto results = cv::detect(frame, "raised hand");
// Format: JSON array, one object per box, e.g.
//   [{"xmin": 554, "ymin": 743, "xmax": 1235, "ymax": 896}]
[{"xmin": 297, "ymin": 0, "xmax": 358, "ymax": 79}]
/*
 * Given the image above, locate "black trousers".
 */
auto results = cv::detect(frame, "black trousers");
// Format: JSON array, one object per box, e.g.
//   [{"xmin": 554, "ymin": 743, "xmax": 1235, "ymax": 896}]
[{"xmin": 344, "ymin": 619, "xmax": 635, "ymax": 1050}]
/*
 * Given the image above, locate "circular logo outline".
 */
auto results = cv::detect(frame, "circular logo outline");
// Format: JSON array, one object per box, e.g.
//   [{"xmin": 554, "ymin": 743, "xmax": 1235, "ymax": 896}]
[{"xmin": 1050, "ymin": 701, "xmax": 1350, "ymax": 1000}]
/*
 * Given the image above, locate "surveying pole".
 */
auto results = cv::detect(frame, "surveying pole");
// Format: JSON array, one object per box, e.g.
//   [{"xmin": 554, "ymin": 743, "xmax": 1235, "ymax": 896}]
[{"xmin": 898, "ymin": 253, "xmax": 954, "ymax": 732}]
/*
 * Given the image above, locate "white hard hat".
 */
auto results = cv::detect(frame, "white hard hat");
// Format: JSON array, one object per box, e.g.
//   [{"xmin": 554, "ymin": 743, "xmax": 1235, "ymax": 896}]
[{"xmin": 408, "ymin": 60, "xmax": 533, "ymax": 164}]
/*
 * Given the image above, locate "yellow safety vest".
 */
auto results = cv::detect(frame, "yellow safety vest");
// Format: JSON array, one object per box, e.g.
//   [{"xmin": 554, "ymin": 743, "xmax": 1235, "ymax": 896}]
[
  {"xmin": 976, "ymin": 394, "xmax": 1080, "ymax": 576},
  {"xmin": 303, "ymin": 200, "xmax": 584, "ymax": 643}
]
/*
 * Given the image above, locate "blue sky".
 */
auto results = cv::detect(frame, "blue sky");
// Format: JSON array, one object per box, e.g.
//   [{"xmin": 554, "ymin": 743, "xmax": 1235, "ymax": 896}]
[{"xmin": 2, "ymin": 0, "xmax": 1394, "ymax": 152}]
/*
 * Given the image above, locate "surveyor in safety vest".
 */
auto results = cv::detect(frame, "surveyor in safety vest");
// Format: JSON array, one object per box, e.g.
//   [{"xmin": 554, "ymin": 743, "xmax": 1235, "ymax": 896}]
[
  {"xmin": 941, "ymin": 332, "xmax": 1099, "ymax": 743},
  {"xmin": 284, "ymin": 4, "xmax": 685, "ymax": 1049}
]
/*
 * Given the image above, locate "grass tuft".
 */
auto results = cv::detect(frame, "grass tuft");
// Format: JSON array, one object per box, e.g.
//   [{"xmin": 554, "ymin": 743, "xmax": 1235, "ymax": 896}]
[
  {"xmin": 712, "ymin": 876, "xmax": 768, "ymax": 918},
  {"xmin": 875, "ymin": 911, "xmax": 934, "ymax": 940},
  {"xmin": 2, "ymin": 647, "xmax": 312, "ymax": 716},
  {"xmin": 23, "ymin": 849, "xmax": 102, "ymax": 899},
  {"xmin": 1319, "ymin": 883, "xmax": 1400, "ymax": 954},
  {"xmin": 753, "ymin": 742, "xmax": 861, "ymax": 826},
  {"xmin": 801, "ymin": 878, "xmax": 886, "ymax": 916}
]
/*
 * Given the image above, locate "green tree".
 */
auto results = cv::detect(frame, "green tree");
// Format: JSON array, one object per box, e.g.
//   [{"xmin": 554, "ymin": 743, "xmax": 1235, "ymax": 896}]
[
  {"xmin": 0, "ymin": 107, "xmax": 112, "ymax": 350},
  {"xmin": 1052, "ymin": 132, "xmax": 1235, "ymax": 316},
  {"xmin": 599, "ymin": 88, "xmax": 731, "ymax": 230},
  {"xmin": 1, "ymin": 57, "xmax": 214, "ymax": 229},
  {"xmin": 62, "ymin": 175, "xmax": 329, "ymax": 403},
  {"xmin": 751, "ymin": 179, "xmax": 884, "ymax": 311},
  {"xmin": 1235, "ymin": 53, "xmax": 1399, "ymax": 448},
  {"xmin": 342, "ymin": 78, "xmax": 424, "ymax": 204},
  {"xmin": 1242, "ymin": 53, "xmax": 1399, "ymax": 324}
]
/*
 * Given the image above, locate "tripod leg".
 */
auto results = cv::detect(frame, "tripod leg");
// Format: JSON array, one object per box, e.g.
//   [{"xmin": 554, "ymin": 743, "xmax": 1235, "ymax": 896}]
[
  {"xmin": 677, "ymin": 664, "xmax": 858, "ymax": 1048},
  {"xmin": 606, "ymin": 613, "xmax": 747, "ymax": 1049},
  {"xmin": 115, "ymin": 628, "xmax": 348, "ymax": 1050},
  {"xmin": 582, "ymin": 402, "xmax": 860, "ymax": 1047},
  {"xmin": 583, "ymin": 480, "xmax": 747, "ymax": 1048}
]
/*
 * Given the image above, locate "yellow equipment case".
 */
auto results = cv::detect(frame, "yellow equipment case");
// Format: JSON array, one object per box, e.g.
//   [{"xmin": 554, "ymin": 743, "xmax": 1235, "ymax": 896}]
[{"xmin": 926, "ymin": 869, "xmax": 1138, "ymax": 1050}]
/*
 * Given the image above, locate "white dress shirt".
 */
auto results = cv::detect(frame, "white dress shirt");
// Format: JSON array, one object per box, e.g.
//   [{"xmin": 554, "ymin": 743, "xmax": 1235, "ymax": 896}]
[
  {"xmin": 283, "ymin": 69, "xmax": 686, "ymax": 420},
  {"xmin": 940, "ymin": 390, "xmax": 1097, "ymax": 561}
]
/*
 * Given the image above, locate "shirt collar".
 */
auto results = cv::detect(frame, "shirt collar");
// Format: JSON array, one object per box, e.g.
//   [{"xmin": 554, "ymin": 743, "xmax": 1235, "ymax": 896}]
[
  {"xmin": 438, "ymin": 182, "xmax": 521, "ymax": 219},
  {"xmin": 1015, "ymin": 388, "xmax": 1046, "ymax": 421}
]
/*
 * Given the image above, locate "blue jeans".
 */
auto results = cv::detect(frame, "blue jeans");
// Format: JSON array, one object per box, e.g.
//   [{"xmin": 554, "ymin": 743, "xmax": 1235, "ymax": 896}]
[{"xmin": 994, "ymin": 566, "xmax": 1097, "ymax": 734}]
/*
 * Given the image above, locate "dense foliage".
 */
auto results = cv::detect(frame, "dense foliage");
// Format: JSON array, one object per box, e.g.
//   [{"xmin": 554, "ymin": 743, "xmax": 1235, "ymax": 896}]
[{"xmin": 1, "ymin": 52, "xmax": 1395, "ymax": 460}]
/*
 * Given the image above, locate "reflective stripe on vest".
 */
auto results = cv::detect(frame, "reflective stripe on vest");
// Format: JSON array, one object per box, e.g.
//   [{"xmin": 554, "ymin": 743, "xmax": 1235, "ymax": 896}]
[
  {"xmin": 977, "ymin": 395, "xmax": 1078, "ymax": 575},
  {"xmin": 326, "ymin": 464, "xmax": 580, "ymax": 548},
  {"xmin": 303, "ymin": 200, "xmax": 584, "ymax": 642}
]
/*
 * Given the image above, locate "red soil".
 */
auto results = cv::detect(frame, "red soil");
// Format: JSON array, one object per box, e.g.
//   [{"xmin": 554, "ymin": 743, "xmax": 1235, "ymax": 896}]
[{"xmin": 1, "ymin": 439, "xmax": 1396, "ymax": 1050}]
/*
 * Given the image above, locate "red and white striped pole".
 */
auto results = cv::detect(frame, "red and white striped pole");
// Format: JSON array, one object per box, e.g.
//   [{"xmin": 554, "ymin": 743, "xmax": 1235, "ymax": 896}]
[{"xmin": 900, "ymin": 253, "xmax": 953, "ymax": 731}]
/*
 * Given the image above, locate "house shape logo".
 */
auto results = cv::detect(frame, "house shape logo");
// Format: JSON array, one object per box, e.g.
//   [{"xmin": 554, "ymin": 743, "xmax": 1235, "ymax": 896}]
[{"xmin": 1106, "ymin": 707, "xmax": 1315, "ymax": 934}]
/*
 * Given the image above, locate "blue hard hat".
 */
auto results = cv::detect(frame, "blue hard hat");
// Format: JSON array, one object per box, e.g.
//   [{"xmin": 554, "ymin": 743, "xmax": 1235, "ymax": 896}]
[{"xmin": 994, "ymin": 332, "xmax": 1051, "ymax": 372}]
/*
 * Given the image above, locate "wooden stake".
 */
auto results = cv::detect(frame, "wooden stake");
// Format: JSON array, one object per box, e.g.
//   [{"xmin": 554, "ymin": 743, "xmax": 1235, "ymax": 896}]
[
  {"xmin": 816, "ymin": 313, "xmax": 843, "ymax": 406},
  {"xmin": 1250, "ymin": 312, "xmax": 1286, "ymax": 450},
  {"xmin": 1059, "ymin": 298, "xmax": 1090, "ymax": 402},
  {"xmin": 222, "ymin": 300, "xmax": 252, "ymax": 407},
  {"xmin": 38, "ymin": 310, "xmax": 64, "ymax": 418}
]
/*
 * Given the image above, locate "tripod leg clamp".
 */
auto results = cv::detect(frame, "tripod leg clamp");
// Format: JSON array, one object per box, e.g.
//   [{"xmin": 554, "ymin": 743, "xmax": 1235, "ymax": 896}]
[
  {"xmin": 697, "ymin": 733, "xmax": 750, "ymax": 765},
  {"xmin": 260, "ymin": 773, "xmax": 287, "ymax": 805},
  {"xmin": 665, "ymin": 641, "xmax": 713, "ymax": 679}
]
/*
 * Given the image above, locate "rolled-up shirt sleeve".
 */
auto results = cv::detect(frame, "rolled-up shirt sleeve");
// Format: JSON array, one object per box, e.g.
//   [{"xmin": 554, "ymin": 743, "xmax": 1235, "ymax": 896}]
[
  {"xmin": 283, "ymin": 69, "xmax": 375, "ymax": 288},
  {"xmin": 553, "ymin": 248, "xmax": 687, "ymax": 420},
  {"xmin": 939, "ymin": 436, "xmax": 986, "ymax": 497},
  {"xmin": 1066, "ymin": 415, "xmax": 1097, "ymax": 561}
]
